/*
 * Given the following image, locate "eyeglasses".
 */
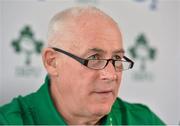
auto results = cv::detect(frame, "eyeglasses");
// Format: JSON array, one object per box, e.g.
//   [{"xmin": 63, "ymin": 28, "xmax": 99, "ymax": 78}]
[{"xmin": 52, "ymin": 47, "xmax": 134, "ymax": 72}]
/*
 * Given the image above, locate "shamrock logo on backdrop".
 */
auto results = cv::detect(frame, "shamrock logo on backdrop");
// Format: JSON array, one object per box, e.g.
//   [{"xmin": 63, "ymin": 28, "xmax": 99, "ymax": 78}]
[
  {"xmin": 129, "ymin": 33, "xmax": 156, "ymax": 72},
  {"xmin": 12, "ymin": 25, "xmax": 43, "ymax": 65}
]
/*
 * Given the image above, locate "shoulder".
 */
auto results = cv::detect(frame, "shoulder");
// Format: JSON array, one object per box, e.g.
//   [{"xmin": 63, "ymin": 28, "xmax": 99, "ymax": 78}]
[
  {"xmin": 0, "ymin": 94, "xmax": 36, "ymax": 125},
  {"xmin": 111, "ymin": 98, "xmax": 165, "ymax": 125},
  {"xmin": 0, "ymin": 97, "xmax": 23, "ymax": 124},
  {"xmin": 0, "ymin": 76, "xmax": 50, "ymax": 125}
]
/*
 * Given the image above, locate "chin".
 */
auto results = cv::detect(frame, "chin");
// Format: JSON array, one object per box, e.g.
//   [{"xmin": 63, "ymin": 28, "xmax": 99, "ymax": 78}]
[
  {"xmin": 89, "ymin": 101, "xmax": 113, "ymax": 117},
  {"xmin": 87, "ymin": 93, "xmax": 116, "ymax": 116}
]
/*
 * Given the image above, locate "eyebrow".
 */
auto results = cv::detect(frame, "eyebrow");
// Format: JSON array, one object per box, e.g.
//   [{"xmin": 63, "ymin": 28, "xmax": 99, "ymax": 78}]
[
  {"xmin": 83, "ymin": 48, "xmax": 125, "ymax": 56},
  {"xmin": 113, "ymin": 49, "xmax": 125, "ymax": 54},
  {"xmin": 89, "ymin": 48, "xmax": 105, "ymax": 53}
]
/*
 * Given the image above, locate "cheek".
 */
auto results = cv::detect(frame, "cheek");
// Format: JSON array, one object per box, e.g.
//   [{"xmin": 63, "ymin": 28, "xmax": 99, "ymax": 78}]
[
  {"xmin": 70, "ymin": 69, "xmax": 97, "ymax": 97},
  {"xmin": 59, "ymin": 68, "xmax": 98, "ymax": 115},
  {"xmin": 115, "ymin": 73, "xmax": 122, "ymax": 95},
  {"xmin": 58, "ymin": 62, "xmax": 97, "ymax": 98}
]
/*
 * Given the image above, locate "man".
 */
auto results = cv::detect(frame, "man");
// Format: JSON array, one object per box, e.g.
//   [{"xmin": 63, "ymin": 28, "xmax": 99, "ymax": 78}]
[{"xmin": 0, "ymin": 6, "xmax": 165, "ymax": 125}]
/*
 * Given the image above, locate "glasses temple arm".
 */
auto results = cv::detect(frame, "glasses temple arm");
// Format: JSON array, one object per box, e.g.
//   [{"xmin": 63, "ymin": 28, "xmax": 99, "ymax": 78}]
[{"xmin": 123, "ymin": 56, "xmax": 134, "ymax": 69}]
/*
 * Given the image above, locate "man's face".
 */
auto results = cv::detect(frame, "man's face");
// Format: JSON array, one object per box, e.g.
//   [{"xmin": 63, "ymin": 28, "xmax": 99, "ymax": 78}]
[{"xmin": 53, "ymin": 18, "xmax": 123, "ymax": 118}]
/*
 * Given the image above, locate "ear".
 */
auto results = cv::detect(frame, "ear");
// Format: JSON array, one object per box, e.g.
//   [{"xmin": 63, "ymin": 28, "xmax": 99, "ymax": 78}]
[{"xmin": 42, "ymin": 48, "xmax": 59, "ymax": 76}]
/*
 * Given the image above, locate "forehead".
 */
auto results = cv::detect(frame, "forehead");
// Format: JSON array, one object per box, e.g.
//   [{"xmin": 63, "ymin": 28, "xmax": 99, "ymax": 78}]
[
  {"xmin": 56, "ymin": 13, "xmax": 123, "ymax": 54},
  {"xmin": 74, "ymin": 23, "xmax": 123, "ymax": 55}
]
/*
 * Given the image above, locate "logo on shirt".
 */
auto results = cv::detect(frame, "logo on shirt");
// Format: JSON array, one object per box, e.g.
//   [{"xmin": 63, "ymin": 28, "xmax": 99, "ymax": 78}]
[
  {"xmin": 11, "ymin": 25, "xmax": 44, "ymax": 77},
  {"xmin": 128, "ymin": 33, "xmax": 157, "ymax": 81}
]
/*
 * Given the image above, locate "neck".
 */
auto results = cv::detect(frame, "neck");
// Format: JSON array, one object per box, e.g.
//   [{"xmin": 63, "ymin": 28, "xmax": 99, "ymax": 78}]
[{"xmin": 50, "ymin": 82, "xmax": 103, "ymax": 125}]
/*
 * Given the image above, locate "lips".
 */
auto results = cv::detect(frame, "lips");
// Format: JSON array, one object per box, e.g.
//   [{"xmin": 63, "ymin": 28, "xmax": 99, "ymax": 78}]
[
  {"xmin": 96, "ymin": 90, "xmax": 112, "ymax": 94},
  {"xmin": 93, "ymin": 89, "xmax": 114, "ymax": 96}
]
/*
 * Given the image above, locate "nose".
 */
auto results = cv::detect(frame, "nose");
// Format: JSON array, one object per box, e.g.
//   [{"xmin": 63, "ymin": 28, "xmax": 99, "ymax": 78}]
[{"xmin": 99, "ymin": 61, "xmax": 118, "ymax": 81}]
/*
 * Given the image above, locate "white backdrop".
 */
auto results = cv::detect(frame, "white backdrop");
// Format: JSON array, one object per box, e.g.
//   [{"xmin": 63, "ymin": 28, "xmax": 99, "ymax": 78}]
[{"xmin": 0, "ymin": 0, "xmax": 179, "ymax": 124}]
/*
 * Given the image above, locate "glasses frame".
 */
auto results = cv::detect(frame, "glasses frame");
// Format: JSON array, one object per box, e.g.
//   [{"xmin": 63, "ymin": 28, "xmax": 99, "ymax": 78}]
[{"xmin": 51, "ymin": 47, "xmax": 134, "ymax": 71}]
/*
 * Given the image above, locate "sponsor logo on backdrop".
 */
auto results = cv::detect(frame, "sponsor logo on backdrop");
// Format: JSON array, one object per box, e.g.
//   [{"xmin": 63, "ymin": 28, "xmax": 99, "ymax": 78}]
[
  {"xmin": 128, "ymin": 33, "xmax": 157, "ymax": 81},
  {"xmin": 134, "ymin": 0, "xmax": 158, "ymax": 10},
  {"xmin": 12, "ymin": 25, "xmax": 44, "ymax": 77}
]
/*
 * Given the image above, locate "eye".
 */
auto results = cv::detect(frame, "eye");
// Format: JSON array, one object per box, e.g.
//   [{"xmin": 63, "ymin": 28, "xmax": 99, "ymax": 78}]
[
  {"xmin": 87, "ymin": 54, "xmax": 100, "ymax": 60},
  {"xmin": 113, "ymin": 55, "xmax": 122, "ymax": 60}
]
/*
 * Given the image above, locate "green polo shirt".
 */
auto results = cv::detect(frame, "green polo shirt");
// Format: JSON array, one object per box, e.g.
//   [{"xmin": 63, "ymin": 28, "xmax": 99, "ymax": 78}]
[{"xmin": 0, "ymin": 76, "xmax": 165, "ymax": 125}]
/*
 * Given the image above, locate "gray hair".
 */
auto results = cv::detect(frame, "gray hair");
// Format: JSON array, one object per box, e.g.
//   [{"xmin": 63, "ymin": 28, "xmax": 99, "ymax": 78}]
[{"xmin": 47, "ymin": 6, "xmax": 117, "ymax": 47}]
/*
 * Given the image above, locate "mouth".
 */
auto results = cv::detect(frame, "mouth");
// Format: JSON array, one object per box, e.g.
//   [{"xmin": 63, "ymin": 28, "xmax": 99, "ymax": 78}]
[
  {"xmin": 96, "ymin": 90, "xmax": 112, "ymax": 94},
  {"xmin": 93, "ymin": 90, "xmax": 114, "ymax": 98}
]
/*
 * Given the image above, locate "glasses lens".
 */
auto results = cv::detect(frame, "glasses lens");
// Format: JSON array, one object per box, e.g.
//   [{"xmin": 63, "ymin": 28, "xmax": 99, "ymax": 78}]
[
  {"xmin": 115, "ymin": 61, "xmax": 131, "ymax": 71},
  {"xmin": 87, "ymin": 59, "xmax": 132, "ymax": 71},
  {"xmin": 87, "ymin": 60, "xmax": 106, "ymax": 69}
]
